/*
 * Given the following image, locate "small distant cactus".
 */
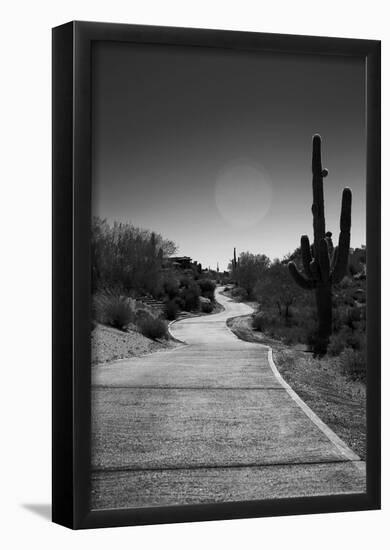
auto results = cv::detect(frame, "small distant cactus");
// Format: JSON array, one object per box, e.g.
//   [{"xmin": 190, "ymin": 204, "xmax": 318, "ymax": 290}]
[
  {"xmin": 288, "ymin": 134, "xmax": 352, "ymax": 355},
  {"xmin": 231, "ymin": 247, "xmax": 239, "ymax": 283}
]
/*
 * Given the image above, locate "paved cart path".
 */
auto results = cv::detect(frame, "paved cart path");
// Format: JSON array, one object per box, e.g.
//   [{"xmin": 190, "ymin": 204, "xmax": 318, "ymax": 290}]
[{"xmin": 91, "ymin": 288, "xmax": 365, "ymax": 509}]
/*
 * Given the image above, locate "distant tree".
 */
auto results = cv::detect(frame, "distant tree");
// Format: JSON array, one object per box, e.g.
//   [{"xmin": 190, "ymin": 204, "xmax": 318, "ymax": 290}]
[
  {"xmin": 160, "ymin": 239, "xmax": 177, "ymax": 257},
  {"xmin": 91, "ymin": 217, "xmax": 177, "ymax": 296},
  {"xmin": 254, "ymin": 260, "xmax": 303, "ymax": 324},
  {"xmin": 235, "ymin": 252, "xmax": 270, "ymax": 297}
]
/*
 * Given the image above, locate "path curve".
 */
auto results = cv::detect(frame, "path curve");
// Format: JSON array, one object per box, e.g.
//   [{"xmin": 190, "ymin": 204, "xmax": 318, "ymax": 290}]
[
  {"xmin": 91, "ymin": 287, "xmax": 366, "ymax": 510},
  {"xmin": 169, "ymin": 288, "xmax": 256, "ymax": 346}
]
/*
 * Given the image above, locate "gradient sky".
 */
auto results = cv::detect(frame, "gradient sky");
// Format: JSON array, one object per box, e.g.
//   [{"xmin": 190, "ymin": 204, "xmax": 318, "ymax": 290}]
[{"xmin": 92, "ymin": 41, "xmax": 366, "ymax": 270}]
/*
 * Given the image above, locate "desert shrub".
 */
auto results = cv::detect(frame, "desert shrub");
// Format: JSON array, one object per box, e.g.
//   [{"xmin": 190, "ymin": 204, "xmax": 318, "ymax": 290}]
[
  {"xmin": 344, "ymin": 330, "xmax": 364, "ymax": 351},
  {"xmin": 235, "ymin": 252, "xmax": 270, "ymax": 297},
  {"xmin": 135, "ymin": 306, "xmax": 154, "ymax": 323},
  {"xmin": 338, "ymin": 277, "xmax": 353, "ymax": 289},
  {"xmin": 180, "ymin": 281, "xmax": 200, "ymax": 311},
  {"xmin": 179, "ymin": 275, "xmax": 191, "ymax": 287},
  {"xmin": 280, "ymin": 326, "xmax": 307, "ymax": 344},
  {"xmin": 163, "ymin": 277, "xmax": 180, "ymax": 299},
  {"xmin": 198, "ymin": 278, "xmax": 216, "ymax": 301},
  {"xmin": 334, "ymin": 326, "xmax": 364, "ymax": 351},
  {"xmin": 328, "ymin": 332, "xmax": 346, "ymax": 356},
  {"xmin": 348, "ymin": 263, "xmax": 360, "ymax": 276},
  {"xmin": 353, "ymin": 289, "xmax": 366, "ymax": 304},
  {"xmin": 345, "ymin": 306, "xmax": 362, "ymax": 330},
  {"xmin": 198, "ymin": 278, "xmax": 215, "ymax": 292},
  {"xmin": 252, "ymin": 311, "xmax": 287, "ymax": 335},
  {"xmin": 231, "ymin": 286, "xmax": 248, "ymax": 300},
  {"xmin": 91, "ymin": 217, "xmax": 177, "ymax": 296},
  {"xmin": 274, "ymin": 350, "xmax": 295, "ymax": 369},
  {"xmin": 265, "ymin": 324, "xmax": 303, "ymax": 345},
  {"xmin": 165, "ymin": 299, "xmax": 179, "ymax": 320},
  {"xmin": 255, "ymin": 261, "xmax": 305, "ymax": 322},
  {"xmin": 302, "ymin": 319, "xmax": 319, "ymax": 352},
  {"xmin": 93, "ymin": 291, "xmax": 135, "ymax": 331},
  {"xmin": 201, "ymin": 301, "xmax": 213, "ymax": 313},
  {"xmin": 339, "ymin": 348, "xmax": 366, "ymax": 382},
  {"xmin": 252, "ymin": 312, "xmax": 265, "ymax": 331},
  {"xmin": 137, "ymin": 316, "xmax": 168, "ymax": 340},
  {"xmin": 173, "ymin": 295, "xmax": 185, "ymax": 310},
  {"xmin": 332, "ymin": 308, "xmax": 344, "ymax": 333}
]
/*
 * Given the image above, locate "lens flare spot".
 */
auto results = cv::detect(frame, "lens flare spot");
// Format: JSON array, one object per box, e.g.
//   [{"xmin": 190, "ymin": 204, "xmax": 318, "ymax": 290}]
[{"xmin": 215, "ymin": 160, "xmax": 273, "ymax": 229}]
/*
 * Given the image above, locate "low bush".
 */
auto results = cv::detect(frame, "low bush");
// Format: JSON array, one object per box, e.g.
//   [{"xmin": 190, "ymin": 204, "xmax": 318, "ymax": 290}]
[
  {"xmin": 252, "ymin": 312, "xmax": 265, "ymax": 331},
  {"xmin": 93, "ymin": 291, "xmax": 135, "ymax": 331},
  {"xmin": 274, "ymin": 350, "xmax": 296, "ymax": 370},
  {"xmin": 345, "ymin": 306, "xmax": 362, "ymax": 330},
  {"xmin": 198, "ymin": 278, "xmax": 216, "ymax": 301},
  {"xmin": 344, "ymin": 329, "xmax": 364, "ymax": 351},
  {"xmin": 165, "ymin": 299, "xmax": 179, "ymax": 320},
  {"xmin": 198, "ymin": 278, "xmax": 215, "ymax": 292},
  {"xmin": 252, "ymin": 311, "xmax": 307, "ymax": 343},
  {"xmin": 339, "ymin": 348, "xmax": 366, "ymax": 382},
  {"xmin": 179, "ymin": 275, "xmax": 191, "ymax": 287},
  {"xmin": 135, "ymin": 306, "xmax": 153, "ymax": 323},
  {"xmin": 163, "ymin": 277, "xmax": 180, "ymax": 299},
  {"xmin": 279, "ymin": 326, "xmax": 307, "ymax": 345},
  {"xmin": 180, "ymin": 281, "xmax": 200, "ymax": 311},
  {"xmin": 201, "ymin": 301, "xmax": 213, "ymax": 313},
  {"xmin": 328, "ymin": 332, "xmax": 346, "ymax": 356},
  {"xmin": 173, "ymin": 295, "xmax": 185, "ymax": 310},
  {"xmin": 231, "ymin": 286, "xmax": 248, "ymax": 300},
  {"xmin": 137, "ymin": 316, "xmax": 168, "ymax": 340}
]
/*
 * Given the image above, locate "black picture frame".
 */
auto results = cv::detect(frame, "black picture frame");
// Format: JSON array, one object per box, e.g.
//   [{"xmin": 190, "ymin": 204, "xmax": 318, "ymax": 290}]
[{"xmin": 52, "ymin": 21, "xmax": 381, "ymax": 530}]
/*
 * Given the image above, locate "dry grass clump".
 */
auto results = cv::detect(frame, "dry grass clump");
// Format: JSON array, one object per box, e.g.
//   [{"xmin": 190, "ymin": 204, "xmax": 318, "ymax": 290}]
[
  {"xmin": 339, "ymin": 348, "xmax": 366, "ymax": 382},
  {"xmin": 137, "ymin": 316, "xmax": 168, "ymax": 340},
  {"xmin": 93, "ymin": 291, "xmax": 136, "ymax": 331}
]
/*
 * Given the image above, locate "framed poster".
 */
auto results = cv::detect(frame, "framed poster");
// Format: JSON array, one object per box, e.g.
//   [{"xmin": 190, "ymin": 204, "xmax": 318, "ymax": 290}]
[{"xmin": 52, "ymin": 21, "xmax": 380, "ymax": 529}]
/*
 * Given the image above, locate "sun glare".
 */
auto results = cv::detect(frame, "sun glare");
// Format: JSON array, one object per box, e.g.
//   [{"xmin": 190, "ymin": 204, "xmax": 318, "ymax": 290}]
[{"xmin": 215, "ymin": 160, "xmax": 273, "ymax": 229}]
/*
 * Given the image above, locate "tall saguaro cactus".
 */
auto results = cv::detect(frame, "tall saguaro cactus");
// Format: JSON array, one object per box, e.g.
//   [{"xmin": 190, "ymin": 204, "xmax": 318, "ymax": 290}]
[{"xmin": 288, "ymin": 134, "xmax": 352, "ymax": 355}]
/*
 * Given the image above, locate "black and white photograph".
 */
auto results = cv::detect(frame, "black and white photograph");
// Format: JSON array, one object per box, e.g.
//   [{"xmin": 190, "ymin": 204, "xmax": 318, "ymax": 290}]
[
  {"xmin": 2, "ymin": 0, "xmax": 387, "ymax": 544},
  {"xmin": 89, "ymin": 39, "xmax": 370, "ymax": 510}
]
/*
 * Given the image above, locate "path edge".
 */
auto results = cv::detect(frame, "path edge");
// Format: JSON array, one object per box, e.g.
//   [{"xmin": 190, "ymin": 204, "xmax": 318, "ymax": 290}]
[{"xmin": 267, "ymin": 348, "xmax": 364, "ymax": 466}]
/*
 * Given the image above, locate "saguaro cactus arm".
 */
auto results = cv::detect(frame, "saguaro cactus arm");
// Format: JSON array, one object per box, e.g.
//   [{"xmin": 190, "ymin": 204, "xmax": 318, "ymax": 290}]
[
  {"xmin": 311, "ymin": 134, "xmax": 328, "ymax": 255},
  {"xmin": 331, "ymin": 187, "xmax": 352, "ymax": 284},
  {"xmin": 330, "ymin": 245, "xmax": 339, "ymax": 271},
  {"xmin": 325, "ymin": 231, "xmax": 334, "ymax": 256},
  {"xmin": 301, "ymin": 235, "xmax": 313, "ymax": 279}
]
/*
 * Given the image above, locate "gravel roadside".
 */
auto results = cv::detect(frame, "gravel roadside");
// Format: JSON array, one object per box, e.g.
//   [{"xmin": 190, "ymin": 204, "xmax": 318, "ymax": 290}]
[{"xmin": 91, "ymin": 323, "xmax": 180, "ymax": 366}]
